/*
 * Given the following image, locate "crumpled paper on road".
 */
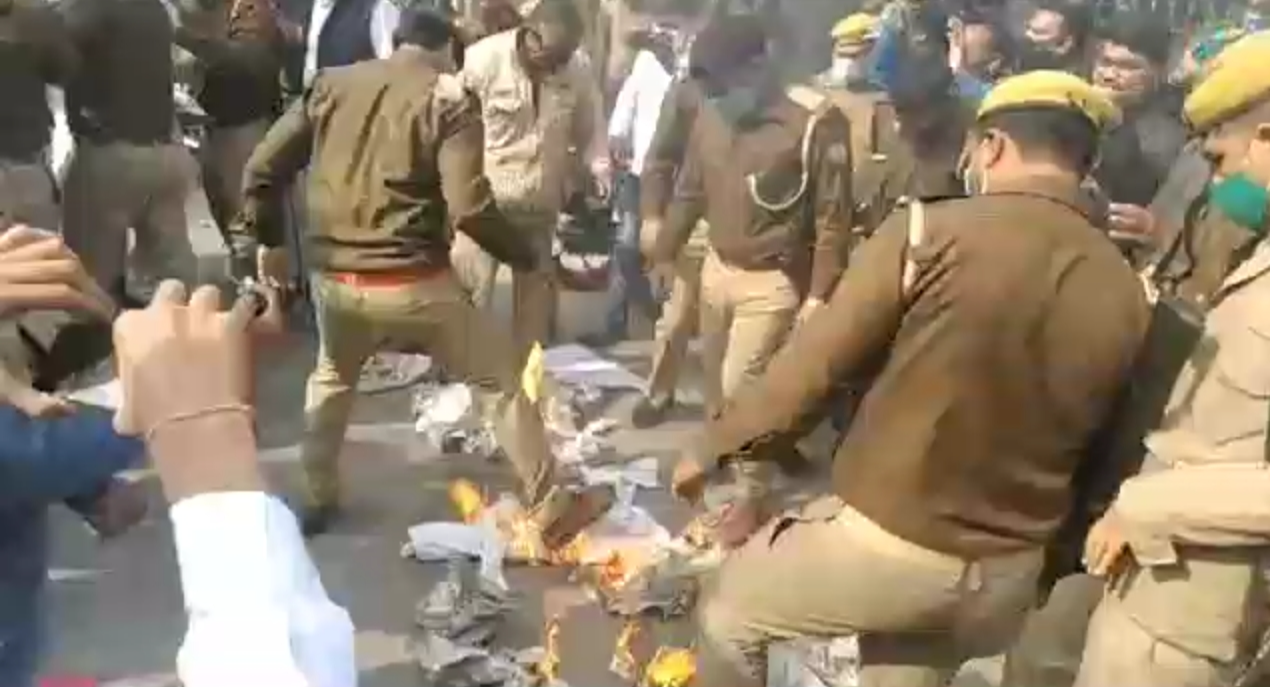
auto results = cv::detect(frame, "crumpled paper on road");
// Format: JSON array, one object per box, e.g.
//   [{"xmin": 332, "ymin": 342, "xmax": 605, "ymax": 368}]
[
  {"xmin": 767, "ymin": 636, "xmax": 860, "ymax": 687},
  {"xmin": 416, "ymin": 557, "xmax": 514, "ymax": 647},
  {"xmin": 414, "ymin": 634, "xmax": 555, "ymax": 687}
]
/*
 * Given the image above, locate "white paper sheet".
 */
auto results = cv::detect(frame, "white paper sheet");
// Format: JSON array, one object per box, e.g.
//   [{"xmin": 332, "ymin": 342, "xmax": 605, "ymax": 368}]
[{"xmin": 542, "ymin": 344, "xmax": 646, "ymax": 391}]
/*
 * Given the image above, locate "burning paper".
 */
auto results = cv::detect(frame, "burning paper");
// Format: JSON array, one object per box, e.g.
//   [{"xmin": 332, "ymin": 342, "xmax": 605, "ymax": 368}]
[
  {"xmin": 609, "ymin": 619, "xmax": 646, "ymax": 681},
  {"xmin": 642, "ymin": 647, "xmax": 696, "ymax": 687},
  {"xmin": 451, "ymin": 479, "xmax": 486, "ymax": 524},
  {"xmin": 536, "ymin": 616, "xmax": 563, "ymax": 684}
]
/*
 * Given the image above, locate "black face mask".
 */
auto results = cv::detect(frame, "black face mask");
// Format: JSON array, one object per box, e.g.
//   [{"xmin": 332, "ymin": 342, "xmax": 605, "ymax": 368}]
[{"xmin": 1018, "ymin": 41, "xmax": 1069, "ymax": 71}]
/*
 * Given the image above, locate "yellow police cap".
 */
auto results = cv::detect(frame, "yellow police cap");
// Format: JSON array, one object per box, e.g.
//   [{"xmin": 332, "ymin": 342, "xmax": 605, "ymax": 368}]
[
  {"xmin": 830, "ymin": 13, "xmax": 880, "ymax": 45},
  {"xmin": 977, "ymin": 70, "xmax": 1121, "ymax": 131},
  {"xmin": 1184, "ymin": 32, "xmax": 1270, "ymax": 133}
]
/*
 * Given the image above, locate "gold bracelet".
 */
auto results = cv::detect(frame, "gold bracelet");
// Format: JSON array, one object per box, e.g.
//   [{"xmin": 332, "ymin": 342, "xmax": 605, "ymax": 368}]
[{"xmin": 145, "ymin": 404, "xmax": 255, "ymax": 444}]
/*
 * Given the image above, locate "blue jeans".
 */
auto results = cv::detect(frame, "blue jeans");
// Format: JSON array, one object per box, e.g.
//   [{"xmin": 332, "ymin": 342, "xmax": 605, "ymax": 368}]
[
  {"xmin": 0, "ymin": 404, "xmax": 145, "ymax": 687},
  {"xmin": 603, "ymin": 173, "xmax": 658, "ymax": 338}
]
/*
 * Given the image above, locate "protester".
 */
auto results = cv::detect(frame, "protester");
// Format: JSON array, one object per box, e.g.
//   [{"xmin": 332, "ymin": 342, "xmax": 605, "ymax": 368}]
[
  {"xmin": 1021, "ymin": 0, "xmax": 1093, "ymax": 74},
  {"xmin": 106, "ymin": 278, "xmax": 355, "ymax": 687},
  {"xmin": 1091, "ymin": 13, "xmax": 1186, "ymax": 253},
  {"xmin": 592, "ymin": 20, "xmax": 683, "ymax": 346},
  {"xmin": 0, "ymin": 226, "xmax": 145, "ymax": 687},
  {"xmin": 672, "ymin": 70, "xmax": 1148, "ymax": 687}
]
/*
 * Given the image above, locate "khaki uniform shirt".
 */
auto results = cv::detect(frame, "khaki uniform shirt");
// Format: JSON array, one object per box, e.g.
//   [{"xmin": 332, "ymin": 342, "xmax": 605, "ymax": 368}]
[
  {"xmin": 695, "ymin": 177, "xmax": 1149, "ymax": 558},
  {"xmin": 236, "ymin": 49, "xmax": 533, "ymax": 274},
  {"xmin": 462, "ymin": 29, "xmax": 604, "ymax": 216},
  {"xmin": 653, "ymin": 86, "xmax": 854, "ymax": 301},
  {"xmin": 1112, "ymin": 238, "xmax": 1270, "ymax": 662}
]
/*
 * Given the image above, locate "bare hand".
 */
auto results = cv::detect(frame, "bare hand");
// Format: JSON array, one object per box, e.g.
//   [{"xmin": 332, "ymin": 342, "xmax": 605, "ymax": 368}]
[
  {"xmin": 796, "ymin": 298, "xmax": 824, "ymax": 328},
  {"xmin": 0, "ymin": 225, "xmax": 114, "ymax": 320},
  {"xmin": 1083, "ymin": 511, "xmax": 1132, "ymax": 578},
  {"xmin": 671, "ymin": 456, "xmax": 710, "ymax": 502},
  {"xmin": 1107, "ymin": 203, "xmax": 1156, "ymax": 241},
  {"xmin": 715, "ymin": 498, "xmax": 767, "ymax": 549},
  {"xmin": 638, "ymin": 218, "xmax": 664, "ymax": 262},
  {"xmin": 8, "ymin": 388, "xmax": 73, "ymax": 418},
  {"xmin": 113, "ymin": 281, "xmax": 263, "ymax": 502},
  {"xmin": 113, "ymin": 281, "xmax": 255, "ymax": 437},
  {"xmin": 256, "ymin": 246, "xmax": 290, "ymax": 290}
]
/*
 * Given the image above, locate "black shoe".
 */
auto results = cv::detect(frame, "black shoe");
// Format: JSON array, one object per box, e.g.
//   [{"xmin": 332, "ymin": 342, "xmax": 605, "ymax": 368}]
[
  {"xmin": 299, "ymin": 503, "xmax": 341, "ymax": 538},
  {"xmin": 631, "ymin": 395, "xmax": 674, "ymax": 429},
  {"xmin": 578, "ymin": 331, "xmax": 623, "ymax": 349}
]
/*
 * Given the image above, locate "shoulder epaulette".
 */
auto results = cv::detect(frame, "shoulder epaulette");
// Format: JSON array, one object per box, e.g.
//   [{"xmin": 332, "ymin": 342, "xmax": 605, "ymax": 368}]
[{"xmin": 785, "ymin": 84, "xmax": 829, "ymax": 112}]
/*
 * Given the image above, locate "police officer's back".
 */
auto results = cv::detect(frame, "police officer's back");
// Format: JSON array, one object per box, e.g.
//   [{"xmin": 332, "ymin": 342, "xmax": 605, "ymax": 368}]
[{"xmin": 234, "ymin": 1, "xmax": 534, "ymax": 276}]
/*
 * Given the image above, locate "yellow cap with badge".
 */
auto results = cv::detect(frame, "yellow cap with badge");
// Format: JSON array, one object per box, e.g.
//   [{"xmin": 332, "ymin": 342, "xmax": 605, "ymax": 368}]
[
  {"xmin": 830, "ymin": 13, "xmax": 881, "ymax": 46},
  {"xmin": 977, "ymin": 70, "xmax": 1122, "ymax": 131},
  {"xmin": 1184, "ymin": 32, "xmax": 1270, "ymax": 133}
]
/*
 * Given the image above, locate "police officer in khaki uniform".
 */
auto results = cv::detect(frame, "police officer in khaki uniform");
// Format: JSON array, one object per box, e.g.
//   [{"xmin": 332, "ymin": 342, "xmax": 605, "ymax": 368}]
[
  {"xmin": 645, "ymin": 15, "xmax": 853, "ymax": 542},
  {"xmin": 669, "ymin": 72, "xmax": 1148, "ymax": 687},
  {"xmin": 1075, "ymin": 34, "xmax": 1270, "ymax": 687},
  {"xmin": 232, "ymin": 0, "xmax": 612, "ymax": 539}
]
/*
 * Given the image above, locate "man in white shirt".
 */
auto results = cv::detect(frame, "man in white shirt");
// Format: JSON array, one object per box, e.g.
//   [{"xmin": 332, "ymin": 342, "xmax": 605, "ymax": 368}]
[
  {"xmin": 591, "ymin": 22, "xmax": 680, "ymax": 345},
  {"xmin": 453, "ymin": 0, "xmax": 609, "ymax": 360}
]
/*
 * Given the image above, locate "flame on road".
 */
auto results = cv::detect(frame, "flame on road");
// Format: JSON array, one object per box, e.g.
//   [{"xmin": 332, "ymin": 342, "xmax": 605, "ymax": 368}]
[{"xmin": 448, "ymin": 479, "xmax": 485, "ymax": 524}]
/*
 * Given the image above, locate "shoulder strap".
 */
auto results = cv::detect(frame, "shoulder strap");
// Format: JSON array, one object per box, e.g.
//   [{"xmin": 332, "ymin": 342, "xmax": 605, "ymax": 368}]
[
  {"xmin": 785, "ymin": 84, "xmax": 829, "ymax": 113},
  {"xmin": 901, "ymin": 200, "xmax": 925, "ymax": 298}
]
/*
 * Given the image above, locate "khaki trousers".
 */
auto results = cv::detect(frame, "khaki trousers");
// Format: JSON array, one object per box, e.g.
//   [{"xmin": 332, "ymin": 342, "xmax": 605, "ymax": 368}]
[
  {"xmin": 695, "ymin": 497, "xmax": 1044, "ymax": 687},
  {"xmin": 201, "ymin": 119, "xmax": 270, "ymax": 241},
  {"xmin": 698, "ymin": 250, "xmax": 800, "ymax": 415},
  {"xmin": 699, "ymin": 250, "xmax": 800, "ymax": 495},
  {"xmin": 61, "ymin": 141, "xmax": 197, "ymax": 297},
  {"xmin": 1075, "ymin": 592, "xmax": 1230, "ymax": 687},
  {"xmin": 999, "ymin": 574, "xmax": 1103, "ymax": 687},
  {"xmin": 0, "ymin": 160, "xmax": 59, "ymax": 230},
  {"xmin": 301, "ymin": 271, "xmax": 559, "ymax": 511},
  {"xmin": 450, "ymin": 211, "xmax": 558, "ymax": 360}
]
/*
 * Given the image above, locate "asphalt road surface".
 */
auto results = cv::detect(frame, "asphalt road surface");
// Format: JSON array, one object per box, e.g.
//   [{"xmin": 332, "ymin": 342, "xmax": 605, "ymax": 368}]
[{"xmin": 37, "ymin": 194, "xmax": 1002, "ymax": 686}]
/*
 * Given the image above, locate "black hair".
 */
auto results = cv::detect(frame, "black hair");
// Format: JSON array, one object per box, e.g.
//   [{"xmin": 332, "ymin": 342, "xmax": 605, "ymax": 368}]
[
  {"xmin": 1034, "ymin": 0, "xmax": 1093, "ymax": 50},
  {"xmin": 394, "ymin": 1, "xmax": 456, "ymax": 49},
  {"xmin": 887, "ymin": 50, "xmax": 956, "ymax": 111},
  {"xmin": 527, "ymin": 0, "xmax": 584, "ymax": 36},
  {"xmin": 1098, "ymin": 12, "xmax": 1172, "ymax": 66},
  {"xmin": 975, "ymin": 107, "xmax": 1100, "ymax": 174},
  {"xmin": 687, "ymin": 13, "xmax": 767, "ymax": 85}
]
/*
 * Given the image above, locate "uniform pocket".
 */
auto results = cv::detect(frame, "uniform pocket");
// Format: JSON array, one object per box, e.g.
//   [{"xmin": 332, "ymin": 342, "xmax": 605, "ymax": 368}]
[
  {"xmin": 483, "ymin": 95, "xmax": 525, "ymax": 149},
  {"xmin": 1198, "ymin": 315, "xmax": 1270, "ymax": 445}
]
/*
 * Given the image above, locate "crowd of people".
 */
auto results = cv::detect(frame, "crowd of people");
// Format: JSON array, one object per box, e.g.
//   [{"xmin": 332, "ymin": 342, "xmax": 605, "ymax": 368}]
[{"xmin": 6, "ymin": 0, "xmax": 1270, "ymax": 685}]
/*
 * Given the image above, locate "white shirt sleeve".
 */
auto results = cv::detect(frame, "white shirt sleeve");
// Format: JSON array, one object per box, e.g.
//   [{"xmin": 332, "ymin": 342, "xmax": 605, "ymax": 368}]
[
  {"xmin": 170, "ymin": 492, "xmax": 357, "ymax": 687},
  {"xmin": 607, "ymin": 51, "xmax": 647, "ymax": 141}
]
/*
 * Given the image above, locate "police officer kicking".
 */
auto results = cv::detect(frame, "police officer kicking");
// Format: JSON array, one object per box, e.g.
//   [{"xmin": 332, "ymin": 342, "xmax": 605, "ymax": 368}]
[{"xmin": 230, "ymin": 0, "xmax": 613, "ymax": 540}]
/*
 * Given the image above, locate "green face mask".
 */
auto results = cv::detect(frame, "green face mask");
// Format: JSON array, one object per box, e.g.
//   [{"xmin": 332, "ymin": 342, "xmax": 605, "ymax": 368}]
[{"xmin": 1209, "ymin": 173, "xmax": 1270, "ymax": 234}]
